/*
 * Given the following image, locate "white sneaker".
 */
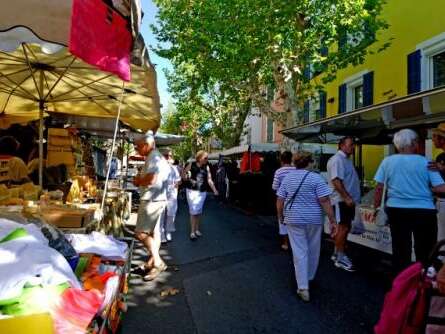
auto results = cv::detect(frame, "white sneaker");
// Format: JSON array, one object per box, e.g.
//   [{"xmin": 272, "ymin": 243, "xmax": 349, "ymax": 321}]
[
  {"xmin": 190, "ymin": 233, "xmax": 197, "ymax": 240},
  {"xmin": 335, "ymin": 255, "xmax": 355, "ymax": 272},
  {"xmin": 330, "ymin": 253, "xmax": 337, "ymax": 262},
  {"xmin": 195, "ymin": 230, "xmax": 202, "ymax": 237},
  {"xmin": 297, "ymin": 289, "xmax": 310, "ymax": 302},
  {"xmin": 166, "ymin": 233, "xmax": 172, "ymax": 242}
]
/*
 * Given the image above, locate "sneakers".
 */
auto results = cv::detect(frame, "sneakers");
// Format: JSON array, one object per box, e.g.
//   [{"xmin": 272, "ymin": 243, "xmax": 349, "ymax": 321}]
[
  {"xmin": 190, "ymin": 233, "xmax": 197, "ymax": 240},
  {"xmin": 297, "ymin": 289, "xmax": 310, "ymax": 302},
  {"xmin": 330, "ymin": 253, "xmax": 337, "ymax": 262},
  {"xmin": 195, "ymin": 230, "xmax": 202, "ymax": 237},
  {"xmin": 335, "ymin": 255, "xmax": 355, "ymax": 272}
]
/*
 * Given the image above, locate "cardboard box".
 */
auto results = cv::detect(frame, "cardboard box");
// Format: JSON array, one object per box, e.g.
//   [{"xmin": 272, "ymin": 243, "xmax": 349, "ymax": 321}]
[{"xmin": 41, "ymin": 207, "xmax": 94, "ymax": 228}]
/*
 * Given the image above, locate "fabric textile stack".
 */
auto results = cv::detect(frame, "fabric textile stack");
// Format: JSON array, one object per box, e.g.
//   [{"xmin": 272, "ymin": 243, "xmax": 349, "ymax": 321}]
[{"xmin": 0, "ymin": 214, "xmax": 132, "ymax": 333}]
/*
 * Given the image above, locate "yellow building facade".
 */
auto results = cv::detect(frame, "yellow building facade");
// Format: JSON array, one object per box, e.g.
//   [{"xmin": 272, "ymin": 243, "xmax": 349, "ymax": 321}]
[{"xmin": 316, "ymin": 0, "xmax": 445, "ymax": 180}]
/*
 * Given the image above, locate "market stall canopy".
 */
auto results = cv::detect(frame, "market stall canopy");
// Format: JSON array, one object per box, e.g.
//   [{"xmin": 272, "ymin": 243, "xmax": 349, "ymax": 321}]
[
  {"xmin": 152, "ymin": 132, "xmax": 185, "ymax": 146},
  {"xmin": 0, "ymin": 41, "xmax": 160, "ymax": 131},
  {"xmin": 281, "ymin": 86, "xmax": 445, "ymax": 144},
  {"xmin": 0, "ymin": 0, "xmax": 147, "ymax": 68},
  {"xmin": 211, "ymin": 143, "xmax": 280, "ymax": 158}
]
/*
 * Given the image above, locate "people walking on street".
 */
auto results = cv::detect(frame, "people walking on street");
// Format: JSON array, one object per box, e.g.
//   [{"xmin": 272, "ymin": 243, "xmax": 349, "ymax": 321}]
[
  {"xmin": 160, "ymin": 149, "xmax": 181, "ymax": 243},
  {"xmin": 374, "ymin": 129, "xmax": 445, "ymax": 275},
  {"xmin": 272, "ymin": 151, "xmax": 294, "ymax": 251},
  {"xmin": 276, "ymin": 152, "xmax": 337, "ymax": 302},
  {"xmin": 183, "ymin": 150, "xmax": 219, "ymax": 240},
  {"xmin": 133, "ymin": 131, "xmax": 171, "ymax": 281},
  {"xmin": 327, "ymin": 136, "xmax": 361, "ymax": 272},
  {"xmin": 431, "ymin": 123, "xmax": 445, "ymax": 241}
]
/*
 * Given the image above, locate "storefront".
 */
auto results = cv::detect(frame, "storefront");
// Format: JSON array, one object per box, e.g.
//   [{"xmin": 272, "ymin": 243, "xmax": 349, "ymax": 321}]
[{"xmin": 281, "ymin": 85, "xmax": 445, "ymax": 254}]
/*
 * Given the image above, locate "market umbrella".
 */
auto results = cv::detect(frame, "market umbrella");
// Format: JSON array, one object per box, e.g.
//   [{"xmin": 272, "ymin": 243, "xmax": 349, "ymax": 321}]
[
  {"xmin": 0, "ymin": 0, "xmax": 160, "ymax": 188},
  {"xmin": 0, "ymin": 34, "xmax": 160, "ymax": 186}
]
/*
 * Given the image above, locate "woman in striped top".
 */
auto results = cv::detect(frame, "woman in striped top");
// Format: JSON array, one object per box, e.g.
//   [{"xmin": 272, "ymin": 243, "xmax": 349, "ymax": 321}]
[
  {"xmin": 277, "ymin": 152, "xmax": 337, "ymax": 302},
  {"xmin": 272, "ymin": 151, "xmax": 294, "ymax": 250}
]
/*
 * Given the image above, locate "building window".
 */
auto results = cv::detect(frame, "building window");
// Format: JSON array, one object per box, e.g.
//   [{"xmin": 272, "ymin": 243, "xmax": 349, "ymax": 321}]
[
  {"xmin": 339, "ymin": 70, "xmax": 373, "ymax": 113},
  {"xmin": 353, "ymin": 84, "xmax": 364, "ymax": 110},
  {"xmin": 418, "ymin": 32, "xmax": 445, "ymax": 90},
  {"xmin": 266, "ymin": 118, "xmax": 274, "ymax": 143},
  {"xmin": 309, "ymin": 96, "xmax": 321, "ymax": 122},
  {"xmin": 432, "ymin": 51, "xmax": 445, "ymax": 88},
  {"xmin": 346, "ymin": 75, "xmax": 364, "ymax": 112}
]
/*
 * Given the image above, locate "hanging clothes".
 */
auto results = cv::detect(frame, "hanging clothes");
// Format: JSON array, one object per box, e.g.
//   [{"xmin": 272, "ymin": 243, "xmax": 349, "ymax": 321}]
[
  {"xmin": 69, "ymin": 0, "xmax": 132, "ymax": 81},
  {"xmin": 240, "ymin": 152, "xmax": 261, "ymax": 173}
]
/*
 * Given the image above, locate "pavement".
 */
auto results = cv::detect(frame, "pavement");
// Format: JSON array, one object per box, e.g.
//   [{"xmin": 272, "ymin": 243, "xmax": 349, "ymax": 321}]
[{"xmin": 122, "ymin": 197, "xmax": 391, "ymax": 334}]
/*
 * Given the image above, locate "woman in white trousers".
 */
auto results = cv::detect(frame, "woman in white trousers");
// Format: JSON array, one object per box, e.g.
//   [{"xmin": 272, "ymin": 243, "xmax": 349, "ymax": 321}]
[{"xmin": 276, "ymin": 152, "xmax": 337, "ymax": 302}]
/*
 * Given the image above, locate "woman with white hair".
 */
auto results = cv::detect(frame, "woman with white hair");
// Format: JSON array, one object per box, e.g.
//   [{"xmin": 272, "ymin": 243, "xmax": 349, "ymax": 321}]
[{"xmin": 374, "ymin": 129, "xmax": 445, "ymax": 274}]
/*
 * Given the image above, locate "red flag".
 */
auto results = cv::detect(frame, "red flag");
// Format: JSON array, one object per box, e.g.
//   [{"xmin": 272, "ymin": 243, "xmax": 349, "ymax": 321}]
[{"xmin": 69, "ymin": 0, "xmax": 132, "ymax": 81}]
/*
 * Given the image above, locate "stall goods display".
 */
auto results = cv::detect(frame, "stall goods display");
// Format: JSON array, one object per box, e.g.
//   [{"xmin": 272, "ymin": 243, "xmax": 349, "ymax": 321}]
[
  {"xmin": 0, "ymin": 215, "xmax": 133, "ymax": 334},
  {"xmin": 0, "ymin": 183, "xmax": 42, "ymax": 205},
  {"xmin": 47, "ymin": 128, "xmax": 76, "ymax": 168}
]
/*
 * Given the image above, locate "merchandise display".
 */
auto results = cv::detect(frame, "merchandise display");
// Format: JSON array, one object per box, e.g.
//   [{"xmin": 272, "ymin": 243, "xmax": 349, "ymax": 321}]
[{"xmin": 0, "ymin": 214, "xmax": 133, "ymax": 334}]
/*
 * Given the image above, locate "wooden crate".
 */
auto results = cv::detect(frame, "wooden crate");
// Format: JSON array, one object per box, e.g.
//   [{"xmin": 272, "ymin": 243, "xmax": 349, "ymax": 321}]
[{"xmin": 40, "ymin": 207, "xmax": 94, "ymax": 228}]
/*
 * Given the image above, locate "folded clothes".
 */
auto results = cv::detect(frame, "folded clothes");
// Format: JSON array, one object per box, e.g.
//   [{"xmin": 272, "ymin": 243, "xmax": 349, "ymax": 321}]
[
  {"xmin": 0, "ymin": 218, "xmax": 48, "ymax": 245},
  {"xmin": 67, "ymin": 232, "xmax": 128, "ymax": 259},
  {"xmin": 0, "ymin": 236, "xmax": 81, "ymax": 301}
]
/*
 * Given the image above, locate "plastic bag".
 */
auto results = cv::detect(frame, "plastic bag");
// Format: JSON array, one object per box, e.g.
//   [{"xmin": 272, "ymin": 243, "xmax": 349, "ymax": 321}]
[{"xmin": 350, "ymin": 207, "xmax": 366, "ymax": 235}]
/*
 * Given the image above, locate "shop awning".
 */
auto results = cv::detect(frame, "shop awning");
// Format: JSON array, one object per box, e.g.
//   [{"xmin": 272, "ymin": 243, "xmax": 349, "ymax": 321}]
[
  {"xmin": 281, "ymin": 86, "xmax": 445, "ymax": 144},
  {"xmin": 210, "ymin": 143, "xmax": 280, "ymax": 158}
]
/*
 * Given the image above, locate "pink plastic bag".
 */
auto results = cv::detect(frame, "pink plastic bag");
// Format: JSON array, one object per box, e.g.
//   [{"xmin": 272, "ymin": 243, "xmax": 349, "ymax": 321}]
[
  {"xmin": 375, "ymin": 262, "xmax": 429, "ymax": 334},
  {"xmin": 69, "ymin": 0, "xmax": 131, "ymax": 81}
]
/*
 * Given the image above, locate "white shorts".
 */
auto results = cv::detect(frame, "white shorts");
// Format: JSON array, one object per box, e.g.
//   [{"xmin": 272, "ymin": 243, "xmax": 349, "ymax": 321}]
[{"xmin": 186, "ymin": 189, "xmax": 207, "ymax": 215}]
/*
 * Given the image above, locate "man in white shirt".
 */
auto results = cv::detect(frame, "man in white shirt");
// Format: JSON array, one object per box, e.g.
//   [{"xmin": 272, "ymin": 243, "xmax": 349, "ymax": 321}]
[
  {"xmin": 133, "ymin": 131, "xmax": 170, "ymax": 281},
  {"xmin": 327, "ymin": 136, "xmax": 361, "ymax": 272}
]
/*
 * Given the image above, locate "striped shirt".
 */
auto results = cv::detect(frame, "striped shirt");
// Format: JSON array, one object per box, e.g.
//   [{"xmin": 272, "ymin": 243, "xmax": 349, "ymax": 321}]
[
  {"xmin": 277, "ymin": 169, "xmax": 332, "ymax": 225},
  {"xmin": 272, "ymin": 166, "xmax": 295, "ymax": 192}
]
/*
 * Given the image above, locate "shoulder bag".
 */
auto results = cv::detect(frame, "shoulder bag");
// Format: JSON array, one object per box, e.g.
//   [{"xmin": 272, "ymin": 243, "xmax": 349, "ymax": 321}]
[{"xmin": 285, "ymin": 171, "xmax": 311, "ymax": 211}]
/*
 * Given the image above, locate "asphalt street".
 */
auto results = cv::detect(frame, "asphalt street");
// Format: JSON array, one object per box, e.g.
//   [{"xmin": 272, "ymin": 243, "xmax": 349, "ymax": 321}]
[{"xmin": 122, "ymin": 196, "xmax": 391, "ymax": 334}]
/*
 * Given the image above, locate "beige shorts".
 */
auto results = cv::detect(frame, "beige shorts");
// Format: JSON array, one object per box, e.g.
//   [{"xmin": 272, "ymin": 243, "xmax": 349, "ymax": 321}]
[{"xmin": 135, "ymin": 200, "xmax": 167, "ymax": 234}]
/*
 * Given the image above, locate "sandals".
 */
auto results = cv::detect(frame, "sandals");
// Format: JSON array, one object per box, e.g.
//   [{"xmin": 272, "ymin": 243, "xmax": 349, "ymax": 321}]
[{"xmin": 143, "ymin": 262, "xmax": 168, "ymax": 281}]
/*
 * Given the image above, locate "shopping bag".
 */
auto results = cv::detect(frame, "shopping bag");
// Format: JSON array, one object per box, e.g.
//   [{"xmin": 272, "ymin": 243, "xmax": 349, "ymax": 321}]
[
  {"xmin": 350, "ymin": 207, "xmax": 366, "ymax": 235},
  {"xmin": 374, "ymin": 262, "xmax": 429, "ymax": 334}
]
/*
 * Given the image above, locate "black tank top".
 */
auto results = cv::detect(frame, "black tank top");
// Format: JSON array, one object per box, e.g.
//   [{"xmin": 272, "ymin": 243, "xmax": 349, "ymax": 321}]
[{"xmin": 188, "ymin": 162, "xmax": 208, "ymax": 192}]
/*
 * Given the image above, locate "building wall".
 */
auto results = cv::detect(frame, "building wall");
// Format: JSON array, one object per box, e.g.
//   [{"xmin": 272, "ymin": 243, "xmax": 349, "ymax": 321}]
[
  {"xmin": 240, "ymin": 109, "xmax": 263, "ymax": 145},
  {"xmin": 325, "ymin": 0, "xmax": 445, "ymax": 117},
  {"xmin": 261, "ymin": 115, "xmax": 283, "ymax": 144},
  {"xmin": 319, "ymin": 0, "xmax": 445, "ymax": 180}
]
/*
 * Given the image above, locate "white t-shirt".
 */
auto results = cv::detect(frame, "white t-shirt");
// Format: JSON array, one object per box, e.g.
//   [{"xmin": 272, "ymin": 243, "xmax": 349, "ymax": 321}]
[
  {"xmin": 139, "ymin": 149, "xmax": 170, "ymax": 202},
  {"xmin": 327, "ymin": 150, "xmax": 361, "ymax": 205}
]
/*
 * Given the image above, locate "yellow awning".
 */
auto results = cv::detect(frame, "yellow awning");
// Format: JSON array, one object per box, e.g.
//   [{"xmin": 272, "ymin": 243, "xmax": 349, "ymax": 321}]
[{"xmin": 0, "ymin": 43, "xmax": 160, "ymax": 131}]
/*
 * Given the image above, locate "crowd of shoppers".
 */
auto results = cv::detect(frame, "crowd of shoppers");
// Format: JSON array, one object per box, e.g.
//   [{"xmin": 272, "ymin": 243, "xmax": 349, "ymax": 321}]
[
  {"xmin": 132, "ymin": 127, "xmax": 445, "ymax": 309},
  {"xmin": 274, "ymin": 128, "xmax": 445, "ymax": 302}
]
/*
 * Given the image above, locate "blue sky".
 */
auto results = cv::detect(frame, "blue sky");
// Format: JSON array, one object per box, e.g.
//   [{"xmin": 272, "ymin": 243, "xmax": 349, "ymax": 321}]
[{"xmin": 140, "ymin": 1, "xmax": 172, "ymax": 114}]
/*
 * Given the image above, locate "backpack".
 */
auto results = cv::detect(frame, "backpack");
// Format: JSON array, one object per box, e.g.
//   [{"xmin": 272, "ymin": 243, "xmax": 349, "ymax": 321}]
[{"xmin": 375, "ymin": 262, "xmax": 429, "ymax": 334}]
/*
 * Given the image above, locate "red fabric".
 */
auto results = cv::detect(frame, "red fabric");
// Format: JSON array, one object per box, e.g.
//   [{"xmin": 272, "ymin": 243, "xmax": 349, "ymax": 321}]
[
  {"xmin": 69, "ymin": 0, "xmax": 132, "ymax": 81},
  {"xmin": 240, "ymin": 152, "xmax": 261, "ymax": 173},
  {"xmin": 53, "ymin": 288, "xmax": 103, "ymax": 334},
  {"xmin": 375, "ymin": 262, "xmax": 429, "ymax": 334}
]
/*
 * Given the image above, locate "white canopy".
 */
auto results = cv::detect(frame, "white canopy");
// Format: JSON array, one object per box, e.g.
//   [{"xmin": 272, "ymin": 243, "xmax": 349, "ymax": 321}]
[{"xmin": 209, "ymin": 143, "xmax": 280, "ymax": 158}]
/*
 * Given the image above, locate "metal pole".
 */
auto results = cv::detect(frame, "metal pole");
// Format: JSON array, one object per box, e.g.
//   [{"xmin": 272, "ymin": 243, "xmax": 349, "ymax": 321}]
[
  {"xmin": 100, "ymin": 82, "xmax": 126, "ymax": 212},
  {"xmin": 38, "ymin": 71, "xmax": 44, "ymax": 188}
]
